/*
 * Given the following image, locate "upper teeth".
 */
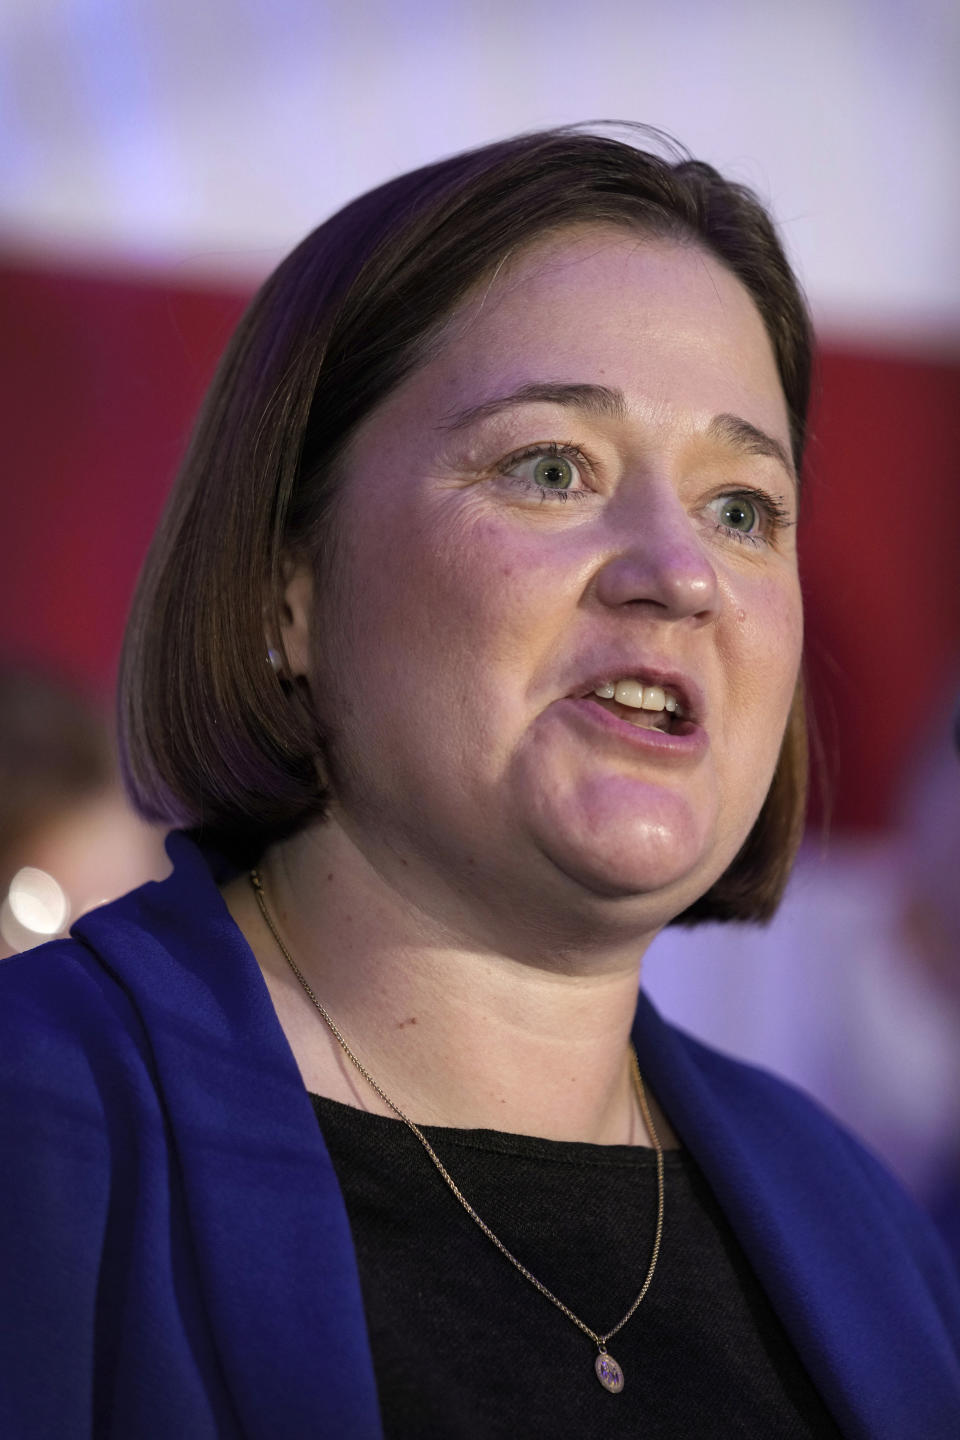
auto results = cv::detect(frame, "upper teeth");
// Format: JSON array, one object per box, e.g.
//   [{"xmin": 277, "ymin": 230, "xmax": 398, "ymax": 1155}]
[{"xmin": 593, "ymin": 680, "xmax": 682, "ymax": 715}]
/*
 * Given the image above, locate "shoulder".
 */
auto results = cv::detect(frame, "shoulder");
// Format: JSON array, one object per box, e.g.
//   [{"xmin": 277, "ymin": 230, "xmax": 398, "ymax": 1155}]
[
  {"xmin": 0, "ymin": 879, "xmax": 256, "ymax": 1436},
  {"xmin": 0, "ymin": 933, "xmax": 170, "ymax": 1207},
  {"xmin": 0, "ymin": 831, "xmax": 239, "ymax": 1121},
  {"xmin": 0, "ymin": 831, "xmax": 306, "ymax": 1177},
  {"xmin": 671, "ymin": 1018, "xmax": 873, "ymax": 1137},
  {"xmin": 637, "ymin": 996, "xmax": 960, "ymax": 1354},
  {"xmin": 0, "ymin": 934, "xmax": 153, "ymax": 1085},
  {"xmin": 638, "ymin": 989, "xmax": 878, "ymax": 1154},
  {"xmin": 669, "ymin": 1017, "xmax": 939, "ymax": 1228},
  {"xmin": 0, "ymin": 932, "xmax": 166, "ymax": 1287}
]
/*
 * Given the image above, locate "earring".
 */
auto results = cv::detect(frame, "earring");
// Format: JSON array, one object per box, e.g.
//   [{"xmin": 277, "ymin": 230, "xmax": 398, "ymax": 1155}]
[{"xmin": 266, "ymin": 647, "xmax": 283, "ymax": 673}]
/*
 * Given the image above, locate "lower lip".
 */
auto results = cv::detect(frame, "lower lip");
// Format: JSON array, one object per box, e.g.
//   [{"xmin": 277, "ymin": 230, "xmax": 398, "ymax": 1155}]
[{"xmin": 556, "ymin": 697, "xmax": 709, "ymax": 762}]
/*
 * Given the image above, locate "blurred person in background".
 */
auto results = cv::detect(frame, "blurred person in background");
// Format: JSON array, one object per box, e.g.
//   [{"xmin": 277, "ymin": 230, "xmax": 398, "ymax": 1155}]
[
  {"xmin": 0, "ymin": 667, "xmax": 167, "ymax": 957},
  {"xmin": 0, "ymin": 128, "xmax": 958, "ymax": 1439}
]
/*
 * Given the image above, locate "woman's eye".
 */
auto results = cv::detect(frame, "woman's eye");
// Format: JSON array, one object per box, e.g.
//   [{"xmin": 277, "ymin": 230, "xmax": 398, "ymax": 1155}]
[
  {"xmin": 500, "ymin": 446, "xmax": 586, "ymax": 496},
  {"xmin": 531, "ymin": 454, "xmax": 577, "ymax": 491},
  {"xmin": 710, "ymin": 493, "xmax": 760, "ymax": 535}
]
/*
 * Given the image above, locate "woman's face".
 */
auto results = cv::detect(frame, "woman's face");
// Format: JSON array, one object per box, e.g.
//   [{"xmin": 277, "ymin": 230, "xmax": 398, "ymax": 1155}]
[{"xmin": 293, "ymin": 228, "xmax": 802, "ymax": 938}]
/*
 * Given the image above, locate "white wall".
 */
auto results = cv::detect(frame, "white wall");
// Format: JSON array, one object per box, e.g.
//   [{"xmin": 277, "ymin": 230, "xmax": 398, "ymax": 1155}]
[{"xmin": 1, "ymin": 0, "xmax": 958, "ymax": 338}]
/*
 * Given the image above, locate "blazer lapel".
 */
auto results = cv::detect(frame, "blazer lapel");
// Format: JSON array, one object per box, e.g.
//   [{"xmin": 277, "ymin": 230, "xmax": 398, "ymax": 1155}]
[
  {"xmin": 632, "ymin": 991, "xmax": 960, "ymax": 1440},
  {"xmin": 77, "ymin": 834, "xmax": 384, "ymax": 1440}
]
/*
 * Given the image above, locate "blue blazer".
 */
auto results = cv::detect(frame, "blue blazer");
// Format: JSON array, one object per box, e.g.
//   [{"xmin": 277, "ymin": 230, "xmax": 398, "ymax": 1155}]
[{"xmin": 1, "ymin": 832, "xmax": 958, "ymax": 1438}]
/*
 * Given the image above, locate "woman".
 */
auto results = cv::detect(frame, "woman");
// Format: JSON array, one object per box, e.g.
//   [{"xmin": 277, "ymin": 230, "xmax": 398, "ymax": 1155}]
[{"xmin": 2, "ymin": 127, "xmax": 957, "ymax": 1439}]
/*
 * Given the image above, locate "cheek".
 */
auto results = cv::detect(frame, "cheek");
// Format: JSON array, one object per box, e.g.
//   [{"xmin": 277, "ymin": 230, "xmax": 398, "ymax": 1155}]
[
  {"xmin": 727, "ymin": 574, "xmax": 803, "ymax": 749},
  {"xmin": 325, "ymin": 501, "xmax": 568, "ymax": 782},
  {"xmin": 354, "ymin": 503, "xmax": 566, "ymax": 675}
]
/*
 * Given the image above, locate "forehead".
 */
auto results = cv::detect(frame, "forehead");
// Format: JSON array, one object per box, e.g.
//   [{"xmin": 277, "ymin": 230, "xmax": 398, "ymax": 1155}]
[{"xmin": 371, "ymin": 225, "xmax": 789, "ymax": 450}]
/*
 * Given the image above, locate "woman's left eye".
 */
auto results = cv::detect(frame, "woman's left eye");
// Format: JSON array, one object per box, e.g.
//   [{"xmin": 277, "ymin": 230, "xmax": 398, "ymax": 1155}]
[
  {"xmin": 705, "ymin": 490, "xmax": 786, "ymax": 543},
  {"xmin": 711, "ymin": 493, "xmax": 759, "ymax": 534},
  {"xmin": 498, "ymin": 445, "xmax": 588, "ymax": 499}
]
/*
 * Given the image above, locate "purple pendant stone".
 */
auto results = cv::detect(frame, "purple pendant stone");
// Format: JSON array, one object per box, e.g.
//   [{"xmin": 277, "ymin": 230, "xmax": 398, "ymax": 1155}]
[{"xmin": 595, "ymin": 1350, "xmax": 625, "ymax": 1393}]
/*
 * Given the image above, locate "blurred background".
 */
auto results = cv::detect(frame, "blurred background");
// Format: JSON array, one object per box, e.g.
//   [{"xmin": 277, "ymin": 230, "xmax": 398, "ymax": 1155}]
[{"xmin": 0, "ymin": 0, "xmax": 958, "ymax": 1234}]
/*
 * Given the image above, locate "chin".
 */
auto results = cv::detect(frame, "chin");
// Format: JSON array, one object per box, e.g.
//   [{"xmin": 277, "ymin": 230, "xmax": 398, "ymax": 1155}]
[
  {"xmin": 547, "ymin": 841, "xmax": 710, "ymax": 909},
  {"xmin": 531, "ymin": 791, "xmax": 717, "ymax": 907},
  {"xmin": 512, "ymin": 754, "xmax": 736, "ymax": 920}
]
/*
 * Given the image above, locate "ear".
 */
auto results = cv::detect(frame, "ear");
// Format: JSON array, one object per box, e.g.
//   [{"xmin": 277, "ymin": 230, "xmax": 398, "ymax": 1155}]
[{"xmin": 271, "ymin": 561, "xmax": 315, "ymax": 681}]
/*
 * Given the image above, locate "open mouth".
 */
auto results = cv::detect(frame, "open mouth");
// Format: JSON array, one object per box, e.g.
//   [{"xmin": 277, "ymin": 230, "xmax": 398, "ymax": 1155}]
[
  {"xmin": 579, "ymin": 678, "xmax": 695, "ymax": 737},
  {"xmin": 587, "ymin": 694, "xmax": 681, "ymax": 734}
]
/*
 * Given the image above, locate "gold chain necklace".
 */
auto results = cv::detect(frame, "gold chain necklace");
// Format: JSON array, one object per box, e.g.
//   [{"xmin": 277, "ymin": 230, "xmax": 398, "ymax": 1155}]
[{"xmin": 250, "ymin": 868, "xmax": 665, "ymax": 1395}]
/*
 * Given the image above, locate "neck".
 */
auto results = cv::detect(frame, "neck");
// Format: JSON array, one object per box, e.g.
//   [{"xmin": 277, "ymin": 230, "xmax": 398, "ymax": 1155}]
[{"xmin": 225, "ymin": 816, "xmax": 666, "ymax": 1146}]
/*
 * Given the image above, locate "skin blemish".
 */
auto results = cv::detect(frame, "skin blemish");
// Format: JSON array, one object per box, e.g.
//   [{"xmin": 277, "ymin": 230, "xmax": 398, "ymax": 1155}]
[
  {"xmin": 736, "ymin": 607, "xmax": 747, "ymax": 624},
  {"xmin": 396, "ymin": 1016, "xmax": 418, "ymax": 1028}
]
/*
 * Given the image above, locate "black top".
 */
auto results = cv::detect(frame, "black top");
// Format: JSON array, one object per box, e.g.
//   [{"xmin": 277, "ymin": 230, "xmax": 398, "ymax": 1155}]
[{"xmin": 311, "ymin": 1094, "xmax": 842, "ymax": 1439}]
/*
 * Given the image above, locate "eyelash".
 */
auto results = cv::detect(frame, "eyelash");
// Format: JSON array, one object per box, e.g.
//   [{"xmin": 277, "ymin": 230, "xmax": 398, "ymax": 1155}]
[
  {"xmin": 711, "ymin": 489, "xmax": 795, "ymax": 547},
  {"xmin": 495, "ymin": 442, "xmax": 794, "ymax": 542},
  {"xmin": 496, "ymin": 442, "xmax": 592, "ymax": 503}
]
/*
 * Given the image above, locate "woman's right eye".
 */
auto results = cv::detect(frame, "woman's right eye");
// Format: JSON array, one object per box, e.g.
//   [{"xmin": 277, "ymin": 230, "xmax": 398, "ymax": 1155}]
[{"xmin": 498, "ymin": 444, "xmax": 589, "ymax": 499}]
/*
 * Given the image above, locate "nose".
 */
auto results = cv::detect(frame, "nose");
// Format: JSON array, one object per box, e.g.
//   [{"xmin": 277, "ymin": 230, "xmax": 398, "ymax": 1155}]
[{"xmin": 592, "ymin": 481, "xmax": 720, "ymax": 621}]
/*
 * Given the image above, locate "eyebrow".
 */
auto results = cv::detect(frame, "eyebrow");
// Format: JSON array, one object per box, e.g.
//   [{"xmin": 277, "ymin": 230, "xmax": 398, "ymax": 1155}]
[
  {"xmin": 438, "ymin": 381, "xmax": 795, "ymax": 483},
  {"xmin": 706, "ymin": 413, "xmax": 796, "ymax": 484},
  {"xmin": 438, "ymin": 382, "xmax": 627, "ymax": 430}
]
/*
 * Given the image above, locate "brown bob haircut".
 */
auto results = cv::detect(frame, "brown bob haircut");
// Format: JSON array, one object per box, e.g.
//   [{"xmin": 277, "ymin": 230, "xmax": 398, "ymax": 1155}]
[{"xmin": 119, "ymin": 124, "xmax": 812, "ymax": 923}]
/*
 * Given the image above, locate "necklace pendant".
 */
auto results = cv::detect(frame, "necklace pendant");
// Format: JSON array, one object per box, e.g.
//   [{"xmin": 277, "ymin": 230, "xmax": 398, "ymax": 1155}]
[{"xmin": 595, "ymin": 1349, "xmax": 624, "ymax": 1393}]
